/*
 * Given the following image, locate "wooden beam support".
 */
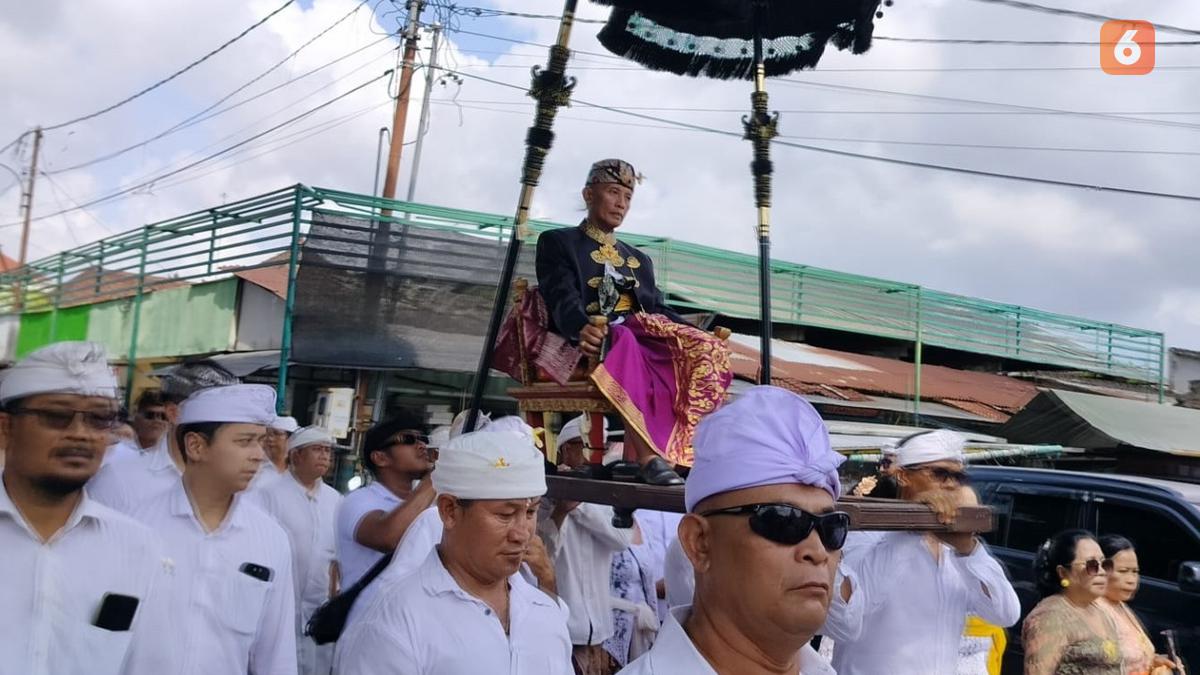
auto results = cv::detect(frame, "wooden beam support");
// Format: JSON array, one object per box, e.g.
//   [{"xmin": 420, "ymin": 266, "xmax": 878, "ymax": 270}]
[{"xmin": 545, "ymin": 476, "xmax": 993, "ymax": 534}]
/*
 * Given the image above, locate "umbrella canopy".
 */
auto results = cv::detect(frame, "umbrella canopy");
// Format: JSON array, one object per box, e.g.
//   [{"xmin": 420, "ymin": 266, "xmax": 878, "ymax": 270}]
[{"xmin": 592, "ymin": 0, "xmax": 890, "ymax": 79}]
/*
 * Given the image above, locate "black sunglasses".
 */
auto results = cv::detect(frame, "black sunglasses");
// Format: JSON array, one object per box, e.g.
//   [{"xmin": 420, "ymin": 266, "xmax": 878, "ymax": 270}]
[
  {"xmin": 908, "ymin": 465, "xmax": 971, "ymax": 485},
  {"xmin": 700, "ymin": 503, "xmax": 851, "ymax": 551},
  {"xmin": 14, "ymin": 408, "xmax": 120, "ymax": 432},
  {"xmin": 1073, "ymin": 558, "xmax": 1112, "ymax": 576},
  {"xmin": 388, "ymin": 432, "xmax": 429, "ymax": 447}
]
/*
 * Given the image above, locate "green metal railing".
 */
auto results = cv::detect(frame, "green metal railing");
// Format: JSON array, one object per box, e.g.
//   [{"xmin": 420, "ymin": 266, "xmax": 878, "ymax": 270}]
[{"xmin": 0, "ymin": 184, "xmax": 1168, "ymax": 410}]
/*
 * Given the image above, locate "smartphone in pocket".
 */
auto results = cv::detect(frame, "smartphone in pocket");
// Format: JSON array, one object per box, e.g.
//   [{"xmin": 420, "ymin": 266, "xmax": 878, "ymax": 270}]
[{"xmin": 93, "ymin": 593, "xmax": 140, "ymax": 632}]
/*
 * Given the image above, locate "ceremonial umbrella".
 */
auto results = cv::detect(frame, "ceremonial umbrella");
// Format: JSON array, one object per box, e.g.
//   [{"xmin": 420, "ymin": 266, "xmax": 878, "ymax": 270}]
[
  {"xmin": 591, "ymin": 0, "xmax": 890, "ymax": 381},
  {"xmin": 464, "ymin": 0, "xmax": 890, "ymax": 428}
]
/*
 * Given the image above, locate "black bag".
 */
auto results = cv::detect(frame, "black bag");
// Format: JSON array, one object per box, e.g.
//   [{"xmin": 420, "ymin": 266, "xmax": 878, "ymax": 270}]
[{"xmin": 304, "ymin": 551, "xmax": 394, "ymax": 645}]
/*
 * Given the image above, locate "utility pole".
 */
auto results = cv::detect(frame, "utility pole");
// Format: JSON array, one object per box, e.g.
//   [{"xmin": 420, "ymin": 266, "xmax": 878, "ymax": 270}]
[
  {"xmin": 18, "ymin": 127, "xmax": 42, "ymax": 270},
  {"xmin": 406, "ymin": 23, "xmax": 440, "ymax": 203},
  {"xmin": 15, "ymin": 127, "xmax": 42, "ymax": 310},
  {"xmin": 380, "ymin": 0, "xmax": 423, "ymax": 203}
]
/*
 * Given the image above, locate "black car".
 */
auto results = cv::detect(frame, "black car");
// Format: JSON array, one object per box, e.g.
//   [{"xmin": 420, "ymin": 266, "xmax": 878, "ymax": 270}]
[{"xmin": 971, "ymin": 466, "xmax": 1200, "ymax": 673}]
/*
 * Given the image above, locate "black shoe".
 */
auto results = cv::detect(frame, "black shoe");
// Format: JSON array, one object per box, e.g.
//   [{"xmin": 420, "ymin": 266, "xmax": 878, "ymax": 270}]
[{"xmin": 638, "ymin": 456, "xmax": 684, "ymax": 486}]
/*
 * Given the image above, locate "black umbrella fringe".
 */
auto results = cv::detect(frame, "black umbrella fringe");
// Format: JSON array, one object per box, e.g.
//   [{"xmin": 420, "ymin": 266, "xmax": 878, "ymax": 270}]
[{"xmin": 596, "ymin": 8, "xmax": 879, "ymax": 80}]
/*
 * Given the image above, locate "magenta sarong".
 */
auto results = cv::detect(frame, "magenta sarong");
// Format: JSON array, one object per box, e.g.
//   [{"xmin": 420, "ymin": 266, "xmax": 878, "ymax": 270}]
[{"xmin": 591, "ymin": 313, "xmax": 732, "ymax": 467}]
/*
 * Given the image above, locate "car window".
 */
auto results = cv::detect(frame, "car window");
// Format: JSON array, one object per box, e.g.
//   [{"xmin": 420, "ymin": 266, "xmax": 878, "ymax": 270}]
[
  {"xmin": 1095, "ymin": 501, "xmax": 1200, "ymax": 582},
  {"xmin": 990, "ymin": 491, "xmax": 1081, "ymax": 553}
]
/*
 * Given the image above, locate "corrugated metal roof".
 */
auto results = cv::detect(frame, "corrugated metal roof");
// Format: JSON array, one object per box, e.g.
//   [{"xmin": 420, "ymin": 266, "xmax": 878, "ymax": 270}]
[
  {"xmin": 235, "ymin": 264, "xmax": 288, "ymax": 299},
  {"xmin": 1000, "ymin": 389, "xmax": 1200, "ymax": 457},
  {"xmin": 726, "ymin": 334, "xmax": 1038, "ymax": 419}
]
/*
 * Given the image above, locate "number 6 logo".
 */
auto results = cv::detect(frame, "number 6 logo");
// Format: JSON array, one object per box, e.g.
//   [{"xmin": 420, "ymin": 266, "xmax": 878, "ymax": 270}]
[{"xmin": 1101, "ymin": 21, "xmax": 1155, "ymax": 75}]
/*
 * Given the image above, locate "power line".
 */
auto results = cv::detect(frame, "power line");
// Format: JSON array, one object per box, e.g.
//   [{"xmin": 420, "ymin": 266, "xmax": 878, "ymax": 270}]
[
  {"xmin": 433, "ymin": 66, "xmax": 1200, "ymax": 204},
  {"xmin": 421, "ymin": 96, "xmax": 1200, "ymax": 118},
  {"xmin": 424, "ymin": 98, "xmax": 1200, "ymax": 157},
  {"xmin": 775, "ymin": 79, "xmax": 1200, "ymax": 132},
  {"xmin": 446, "ymin": 5, "xmax": 1200, "ymax": 44},
  {"xmin": 46, "ymin": 2, "xmax": 378, "ymax": 175},
  {"xmin": 48, "ymin": 36, "xmax": 394, "ymax": 176},
  {"xmin": 39, "ymin": 172, "xmax": 118, "ymax": 236},
  {"xmin": 0, "ymin": 70, "xmax": 393, "ymax": 228},
  {"xmin": 42, "ymin": 0, "xmax": 298, "ymax": 132},
  {"xmin": 965, "ymin": 0, "xmax": 1200, "ymax": 37}
]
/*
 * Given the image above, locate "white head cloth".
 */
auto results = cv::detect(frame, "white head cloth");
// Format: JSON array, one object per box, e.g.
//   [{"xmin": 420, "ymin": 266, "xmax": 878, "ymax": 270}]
[
  {"xmin": 0, "ymin": 341, "xmax": 119, "ymax": 404},
  {"xmin": 270, "ymin": 415, "xmax": 299, "ymax": 433},
  {"xmin": 557, "ymin": 414, "xmax": 608, "ymax": 452},
  {"xmin": 288, "ymin": 426, "xmax": 334, "ymax": 451},
  {"xmin": 449, "ymin": 409, "xmax": 491, "ymax": 438},
  {"xmin": 894, "ymin": 429, "xmax": 966, "ymax": 467},
  {"xmin": 428, "ymin": 425, "xmax": 452, "ymax": 449},
  {"xmin": 177, "ymin": 384, "xmax": 277, "ymax": 426},
  {"xmin": 433, "ymin": 427, "xmax": 547, "ymax": 500}
]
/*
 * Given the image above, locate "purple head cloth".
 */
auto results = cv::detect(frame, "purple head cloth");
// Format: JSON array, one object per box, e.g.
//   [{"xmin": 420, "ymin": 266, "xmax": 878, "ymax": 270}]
[{"xmin": 684, "ymin": 385, "xmax": 845, "ymax": 512}]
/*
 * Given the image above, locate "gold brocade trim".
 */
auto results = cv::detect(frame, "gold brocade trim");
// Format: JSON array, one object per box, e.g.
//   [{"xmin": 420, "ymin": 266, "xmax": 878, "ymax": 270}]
[
  {"xmin": 591, "ymin": 365, "xmax": 661, "ymax": 456},
  {"xmin": 626, "ymin": 256, "xmax": 641, "ymax": 269},
  {"xmin": 587, "ymin": 277, "xmax": 602, "ymax": 288},
  {"xmin": 582, "ymin": 221, "xmax": 626, "ymax": 267},
  {"xmin": 614, "ymin": 293, "xmax": 634, "ymax": 313},
  {"xmin": 586, "ymin": 302, "xmax": 600, "ymax": 314},
  {"xmin": 590, "ymin": 313, "xmax": 733, "ymax": 467},
  {"xmin": 581, "ymin": 221, "xmax": 616, "ymax": 247}
]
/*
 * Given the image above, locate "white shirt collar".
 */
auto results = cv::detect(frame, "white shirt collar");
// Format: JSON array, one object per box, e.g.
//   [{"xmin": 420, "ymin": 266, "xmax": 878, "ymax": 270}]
[
  {"xmin": 287, "ymin": 471, "xmax": 322, "ymax": 499},
  {"xmin": 648, "ymin": 605, "xmax": 836, "ymax": 675},
  {"xmin": 417, "ymin": 547, "xmax": 557, "ymax": 610},
  {"xmin": 0, "ymin": 473, "xmax": 109, "ymax": 543},
  {"xmin": 147, "ymin": 438, "xmax": 182, "ymax": 474},
  {"xmin": 167, "ymin": 479, "xmax": 250, "ymax": 532}
]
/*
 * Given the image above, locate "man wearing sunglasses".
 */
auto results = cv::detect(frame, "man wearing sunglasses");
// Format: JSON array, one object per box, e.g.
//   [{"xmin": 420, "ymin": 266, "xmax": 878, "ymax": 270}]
[
  {"xmin": 0, "ymin": 342, "xmax": 175, "ymax": 674},
  {"xmin": 131, "ymin": 389, "xmax": 168, "ymax": 452},
  {"xmin": 620, "ymin": 386, "xmax": 851, "ymax": 675},
  {"xmin": 88, "ymin": 359, "xmax": 239, "ymax": 515},
  {"xmin": 832, "ymin": 430, "xmax": 1020, "ymax": 675},
  {"xmin": 335, "ymin": 411, "xmax": 437, "ymax": 588}
]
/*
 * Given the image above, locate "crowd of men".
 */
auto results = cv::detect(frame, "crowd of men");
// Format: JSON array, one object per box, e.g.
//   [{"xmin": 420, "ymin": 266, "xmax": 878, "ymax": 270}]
[{"xmin": 2, "ymin": 340, "xmax": 1025, "ymax": 675}]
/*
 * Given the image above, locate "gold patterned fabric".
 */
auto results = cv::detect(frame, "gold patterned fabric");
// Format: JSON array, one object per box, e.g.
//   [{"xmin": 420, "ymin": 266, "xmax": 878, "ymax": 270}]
[
  {"xmin": 1022, "ymin": 595, "xmax": 1123, "ymax": 675},
  {"xmin": 590, "ymin": 312, "xmax": 732, "ymax": 467}
]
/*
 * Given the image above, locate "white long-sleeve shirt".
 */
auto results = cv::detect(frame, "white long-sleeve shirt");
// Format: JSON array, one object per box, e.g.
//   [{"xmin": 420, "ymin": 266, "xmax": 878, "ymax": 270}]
[
  {"xmin": 335, "ymin": 548, "xmax": 573, "ymax": 675},
  {"xmin": 130, "ymin": 481, "xmax": 298, "ymax": 675},
  {"xmin": 632, "ymin": 510, "xmax": 683, "ymax": 620},
  {"xmin": 832, "ymin": 532, "xmax": 1020, "ymax": 675},
  {"xmin": 88, "ymin": 436, "xmax": 178, "ymax": 515},
  {"xmin": 540, "ymin": 501, "xmax": 635, "ymax": 646},
  {"xmin": 255, "ymin": 472, "xmax": 342, "ymax": 675},
  {"xmin": 0, "ymin": 477, "xmax": 176, "ymax": 675}
]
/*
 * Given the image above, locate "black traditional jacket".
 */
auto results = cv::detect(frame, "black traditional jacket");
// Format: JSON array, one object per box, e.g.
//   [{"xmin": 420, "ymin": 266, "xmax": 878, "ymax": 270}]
[{"xmin": 535, "ymin": 223, "xmax": 686, "ymax": 341}]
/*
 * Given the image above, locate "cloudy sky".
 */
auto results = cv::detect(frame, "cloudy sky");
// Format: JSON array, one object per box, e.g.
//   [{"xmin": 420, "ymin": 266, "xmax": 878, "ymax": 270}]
[{"xmin": 2, "ymin": 0, "xmax": 1199, "ymax": 349}]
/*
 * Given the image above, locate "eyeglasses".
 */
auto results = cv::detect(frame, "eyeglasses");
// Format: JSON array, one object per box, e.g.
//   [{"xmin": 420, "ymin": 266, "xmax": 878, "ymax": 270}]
[
  {"xmin": 907, "ymin": 465, "xmax": 971, "ymax": 485},
  {"xmin": 13, "ymin": 408, "xmax": 120, "ymax": 431},
  {"xmin": 388, "ymin": 433, "xmax": 429, "ymax": 447},
  {"xmin": 139, "ymin": 410, "xmax": 167, "ymax": 422},
  {"xmin": 700, "ymin": 503, "xmax": 851, "ymax": 551},
  {"xmin": 1072, "ymin": 558, "xmax": 1111, "ymax": 575}
]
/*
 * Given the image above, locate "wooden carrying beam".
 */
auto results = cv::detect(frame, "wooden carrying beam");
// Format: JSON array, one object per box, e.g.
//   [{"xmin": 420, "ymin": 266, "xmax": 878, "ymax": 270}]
[{"xmin": 545, "ymin": 476, "xmax": 994, "ymax": 534}]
